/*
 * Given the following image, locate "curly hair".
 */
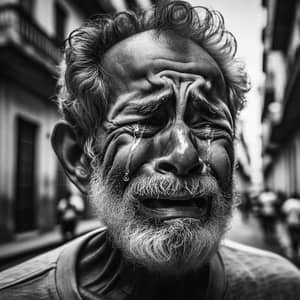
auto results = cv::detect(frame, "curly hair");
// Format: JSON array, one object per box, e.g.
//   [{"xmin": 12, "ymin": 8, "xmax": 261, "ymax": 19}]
[{"xmin": 57, "ymin": 0, "xmax": 250, "ymax": 154}]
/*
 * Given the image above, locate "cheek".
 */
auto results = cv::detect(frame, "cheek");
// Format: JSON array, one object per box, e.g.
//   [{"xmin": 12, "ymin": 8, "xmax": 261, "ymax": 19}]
[
  {"xmin": 100, "ymin": 133, "xmax": 129, "ymax": 178},
  {"xmin": 101, "ymin": 133, "xmax": 153, "ymax": 185},
  {"xmin": 210, "ymin": 140, "xmax": 233, "ymax": 189}
]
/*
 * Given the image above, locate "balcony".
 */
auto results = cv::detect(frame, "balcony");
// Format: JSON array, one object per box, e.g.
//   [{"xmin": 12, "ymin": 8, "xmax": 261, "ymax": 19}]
[
  {"xmin": 0, "ymin": 4, "xmax": 61, "ymax": 67},
  {"xmin": 271, "ymin": 1, "xmax": 296, "ymax": 53},
  {"xmin": 0, "ymin": 4, "xmax": 61, "ymax": 99}
]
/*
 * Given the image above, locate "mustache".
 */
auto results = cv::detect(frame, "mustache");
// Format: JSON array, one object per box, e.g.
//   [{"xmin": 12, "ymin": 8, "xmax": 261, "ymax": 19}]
[{"xmin": 128, "ymin": 174, "xmax": 223, "ymax": 200}]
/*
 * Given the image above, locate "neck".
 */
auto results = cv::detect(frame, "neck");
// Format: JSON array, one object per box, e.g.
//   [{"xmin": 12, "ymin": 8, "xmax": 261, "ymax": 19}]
[
  {"xmin": 78, "ymin": 230, "xmax": 212, "ymax": 300},
  {"xmin": 118, "ymin": 258, "xmax": 210, "ymax": 300}
]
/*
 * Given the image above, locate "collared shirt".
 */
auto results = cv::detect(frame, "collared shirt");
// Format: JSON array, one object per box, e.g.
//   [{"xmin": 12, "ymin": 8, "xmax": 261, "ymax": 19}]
[{"xmin": 0, "ymin": 228, "xmax": 300, "ymax": 299}]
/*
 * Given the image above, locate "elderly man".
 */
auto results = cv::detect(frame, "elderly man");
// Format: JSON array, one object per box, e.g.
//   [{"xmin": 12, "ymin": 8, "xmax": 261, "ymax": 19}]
[{"xmin": 1, "ymin": 1, "xmax": 300, "ymax": 299}]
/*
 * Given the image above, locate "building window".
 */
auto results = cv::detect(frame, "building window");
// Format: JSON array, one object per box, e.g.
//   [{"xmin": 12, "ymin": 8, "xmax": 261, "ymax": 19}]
[
  {"xmin": 126, "ymin": 0, "xmax": 138, "ymax": 11},
  {"xmin": 54, "ymin": 1, "xmax": 67, "ymax": 43},
  {"xmin": 20, "ymin": 0, "xmax": 35, "ymax": 16}
]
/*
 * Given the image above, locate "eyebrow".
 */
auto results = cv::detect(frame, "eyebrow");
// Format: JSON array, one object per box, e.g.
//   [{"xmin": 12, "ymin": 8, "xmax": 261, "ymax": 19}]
[{"xmin": 123, "ymin": 93, "xmax": 171, "ymax": 116}]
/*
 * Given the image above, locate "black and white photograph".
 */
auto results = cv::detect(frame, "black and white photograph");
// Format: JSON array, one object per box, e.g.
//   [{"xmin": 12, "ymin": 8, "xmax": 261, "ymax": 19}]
[{"xmin": 0, "ymin": 0, "xmax": 300, "ymax": 299}]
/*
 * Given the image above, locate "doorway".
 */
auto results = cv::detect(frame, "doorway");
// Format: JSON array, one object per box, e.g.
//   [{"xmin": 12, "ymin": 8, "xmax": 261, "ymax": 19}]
[{"xmin": 14, "ymin": 117, "xmax": 38, "ymax": 232}]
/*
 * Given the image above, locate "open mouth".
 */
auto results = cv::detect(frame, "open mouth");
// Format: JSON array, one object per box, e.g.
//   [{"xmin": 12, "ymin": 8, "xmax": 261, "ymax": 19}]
[{"xmin": 139, "ymin": 196, "xmax": 212, "ymax": 221}]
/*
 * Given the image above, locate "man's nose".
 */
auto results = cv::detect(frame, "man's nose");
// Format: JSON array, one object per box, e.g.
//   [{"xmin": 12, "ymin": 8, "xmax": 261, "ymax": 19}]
[{"xmin": 154, "ymin": 125, "xmax": 205, "ymax": 176}]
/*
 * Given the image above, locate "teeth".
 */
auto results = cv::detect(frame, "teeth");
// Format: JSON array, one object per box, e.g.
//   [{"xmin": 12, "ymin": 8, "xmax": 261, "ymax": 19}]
[
  {"xmin": 142, "ymin": 197, "xmax": 209, "ymax": 210},
  {"xmin": 138, "ymin": 196, "xmax": 212, "ymax": 220}
]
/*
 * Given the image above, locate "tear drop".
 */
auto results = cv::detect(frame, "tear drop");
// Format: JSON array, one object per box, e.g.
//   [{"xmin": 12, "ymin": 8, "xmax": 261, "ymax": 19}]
[
  {"xmin": 123, "ymin": 125, "xmax": 144, "ymax": 182},
  {"xmin": 204, "ymin": 125, "xmax": 214, "ymax": 170},
  {"xmin": 123, "ymin": 172, "xmax": 130, "ymax": 182}
]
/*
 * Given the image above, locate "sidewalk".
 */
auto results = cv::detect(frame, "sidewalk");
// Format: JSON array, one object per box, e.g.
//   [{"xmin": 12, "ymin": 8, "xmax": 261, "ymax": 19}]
[{"xmin": 0, "ymin": 218, "xmax": 101, "ymax": 269}]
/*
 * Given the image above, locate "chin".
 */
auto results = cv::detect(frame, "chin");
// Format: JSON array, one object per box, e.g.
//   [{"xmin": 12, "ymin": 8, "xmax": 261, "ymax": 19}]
[
  {"xmin": 89, "ymin": 167, "xmax": 233, "ymax": 275},
  {"xmin": 117, "ymin": 216, "xmax": 226, "ymax": 275}
]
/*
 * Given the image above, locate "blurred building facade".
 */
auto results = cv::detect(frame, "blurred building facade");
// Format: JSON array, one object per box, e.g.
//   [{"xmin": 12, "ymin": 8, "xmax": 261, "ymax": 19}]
[
  {"xmin": 261, "ymin": 0, "xmax": 300, "ymax": 196},
  {"xmin": 235, "ymin": 120, "xmax": 252, "ymax": 204},
  {"xmin": 0, "ymin": 0, "xmax": 125, "ymax": 242}
]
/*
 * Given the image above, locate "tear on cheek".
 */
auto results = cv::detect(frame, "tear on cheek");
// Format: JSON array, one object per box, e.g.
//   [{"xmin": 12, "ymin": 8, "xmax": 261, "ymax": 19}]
[
  {"xmin": 101, "ymin": 134, "xmax": 131, "ymax": 178},
  {"xmin": 123, "ymin": 125, "xmax": 144, "ymax": 182},
  {"xmin": 210, "ymin": 144, "xmax": 233, "ymax": 188},
  {"xmin": 102, "ymin": 134, "xmax": 153, "ymax": 184}
]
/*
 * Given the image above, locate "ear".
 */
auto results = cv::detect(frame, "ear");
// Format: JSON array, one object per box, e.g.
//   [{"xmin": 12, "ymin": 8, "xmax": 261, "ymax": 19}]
[{"xmin": 51, "ymin": 121, "xmax": 90, "ymax": 194}]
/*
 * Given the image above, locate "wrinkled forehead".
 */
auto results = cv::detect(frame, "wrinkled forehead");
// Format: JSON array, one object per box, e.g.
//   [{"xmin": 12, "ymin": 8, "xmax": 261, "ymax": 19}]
[{"xmin": 101, "ymin": 30, "xmax": 225, "ymax": 97}]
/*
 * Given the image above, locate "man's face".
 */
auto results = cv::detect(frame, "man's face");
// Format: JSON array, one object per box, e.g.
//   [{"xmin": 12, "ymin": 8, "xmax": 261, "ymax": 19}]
[{"xmin": 90, "ymin": 30, "xmax": 234, "ymax": 274}]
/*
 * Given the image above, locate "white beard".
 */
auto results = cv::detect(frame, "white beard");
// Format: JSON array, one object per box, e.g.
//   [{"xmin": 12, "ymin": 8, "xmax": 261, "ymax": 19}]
[{"xmin": 89, "ymin": 166, "xmax": 233, "ymax": 275}]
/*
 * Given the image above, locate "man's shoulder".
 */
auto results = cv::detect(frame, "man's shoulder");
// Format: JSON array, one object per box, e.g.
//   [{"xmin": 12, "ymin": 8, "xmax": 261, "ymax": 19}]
[
  {"xmin": 221, "ymin": 239, "xmax": 300, "ymax": 279},
  {"xmin": 220, "ymin": 239, "xmax": 300, "ymax": 299},
  {"xmin": 0, "ymin": 243, "xmax": 63, "ymax": 299},
  {"xmin": 0, "ymin": 227, "xmax": 107, "ymax": 299}
]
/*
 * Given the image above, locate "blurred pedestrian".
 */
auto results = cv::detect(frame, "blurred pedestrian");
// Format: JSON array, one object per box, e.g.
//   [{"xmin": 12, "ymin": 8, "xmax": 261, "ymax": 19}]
[
  {"xmin": 257, "ymin": 189, "xmax": 279, "ymax": 243},
  {"xmin": 57, "ymin": 190, "xmax": 84, "ymax": 241},
  {"xmin": 239, "ymin": 192, "xmax": 252, "ymax": 221},
  {"xmin": 282, "ymin": 196, "xmax": 300, "ymax": 258}
]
